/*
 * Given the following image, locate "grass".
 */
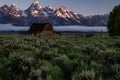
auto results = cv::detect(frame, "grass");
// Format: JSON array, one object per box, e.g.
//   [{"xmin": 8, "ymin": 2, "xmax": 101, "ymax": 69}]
[{"xmin": 0, "ymin": 35, "xmax": 120, "ymax": 80}]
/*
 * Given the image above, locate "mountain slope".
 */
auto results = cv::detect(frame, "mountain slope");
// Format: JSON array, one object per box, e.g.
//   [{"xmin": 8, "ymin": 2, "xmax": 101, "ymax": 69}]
[{"xmin": 0, "ymin": 1, "xmax": 109, "ymax": 26}]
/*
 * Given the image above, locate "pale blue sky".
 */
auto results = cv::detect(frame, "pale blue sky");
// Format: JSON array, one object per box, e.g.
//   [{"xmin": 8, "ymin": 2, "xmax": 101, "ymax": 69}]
[{"xmin": 0, "ymin": 0, "xmax": 119, "ymax": 16}]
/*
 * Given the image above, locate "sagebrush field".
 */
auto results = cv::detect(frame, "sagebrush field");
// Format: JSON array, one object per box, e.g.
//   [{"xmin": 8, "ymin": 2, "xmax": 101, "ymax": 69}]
[{"xmin": 0, "ymin": 35, "xmax": 120, "ymax": 80}]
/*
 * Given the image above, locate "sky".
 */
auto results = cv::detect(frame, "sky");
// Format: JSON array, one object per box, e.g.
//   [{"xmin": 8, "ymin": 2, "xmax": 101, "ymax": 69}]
[{"xmin": 0, "ymin": 0, "xmax": 120, "ymax": 16}]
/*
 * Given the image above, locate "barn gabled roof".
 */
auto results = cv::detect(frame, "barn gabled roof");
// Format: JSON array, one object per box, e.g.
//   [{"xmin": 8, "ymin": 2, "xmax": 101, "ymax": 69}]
[{"xmin": 29, "ymin": 23, "xmax": 54, "ymax": 32}]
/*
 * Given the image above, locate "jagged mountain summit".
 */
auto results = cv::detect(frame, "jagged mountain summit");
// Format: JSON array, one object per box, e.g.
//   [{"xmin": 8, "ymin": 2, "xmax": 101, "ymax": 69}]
[{"xmin": 0, "ymin": 0, "xmax": 109, "ymax": 26}]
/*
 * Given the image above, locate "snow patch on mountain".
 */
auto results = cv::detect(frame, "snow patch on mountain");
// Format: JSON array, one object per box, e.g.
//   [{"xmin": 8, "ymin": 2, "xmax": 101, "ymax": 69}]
[
  {"xmin": 31, "ymin": 10, "xmax": 39, "ymax": 16},
  {"xmin": 22, "ymin": 10, "xmax": 27, "ymax": 17}
]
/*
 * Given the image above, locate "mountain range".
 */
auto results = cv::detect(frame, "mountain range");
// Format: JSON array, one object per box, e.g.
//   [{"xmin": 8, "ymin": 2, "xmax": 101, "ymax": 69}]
[{"xmin": 0, "ymin": 0, "xmax": 109, "ymax": 26}]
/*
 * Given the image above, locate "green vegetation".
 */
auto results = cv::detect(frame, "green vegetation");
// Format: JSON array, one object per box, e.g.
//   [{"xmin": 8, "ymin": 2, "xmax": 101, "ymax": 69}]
[
  {"xmin": 107, "ymin": 4, "xmax": 120, "ymax": 36},
  {"xmin": 0, "ymin": 35, "xmax": 120, "ymax": 80}
]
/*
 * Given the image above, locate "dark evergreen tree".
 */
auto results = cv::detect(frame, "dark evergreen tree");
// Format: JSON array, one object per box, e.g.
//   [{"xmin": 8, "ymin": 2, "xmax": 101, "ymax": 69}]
[{"xmin": 107, "ymin": 5, "xmax": 120, "ymax": 36}]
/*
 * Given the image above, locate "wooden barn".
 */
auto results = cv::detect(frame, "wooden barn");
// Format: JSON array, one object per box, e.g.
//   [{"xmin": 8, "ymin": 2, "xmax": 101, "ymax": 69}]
[{"xmin": 27, "ymin": 23, "xmax": 61, "ymax": 37}]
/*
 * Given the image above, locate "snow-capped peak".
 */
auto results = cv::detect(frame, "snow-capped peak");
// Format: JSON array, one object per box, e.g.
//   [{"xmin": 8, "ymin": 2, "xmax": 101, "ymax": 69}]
[
  {"xmin": 1, "ymin": 5, "xmax": 9, "ymax": 10},
  {"xmin": 11, "ymin": 4, "xmax": 17, "ymax": 7},
  {"xmin": 54, "ymin": 6, "xmax": 72, "ymax": 18},
  {"xmin": 31, "ymin": 0, "xmax": 42, "ymax": 9},
  {"xmin": 0, "ymin": 5, "xmax": 10, "ymax": 14},
  {"xmin": 46, "ymin": 5, "xmax": 55, "ymax": 11},
  {"xmin": 59, "ymin": 6, "xmax": 68, "ymax": 12},
  {"xmin": 34, "ymin": 0, "xmax": 39, "ymax": 4},
  {"xmin": 10, "ymin": 3, "xmax": 20, "ymax": 11}
]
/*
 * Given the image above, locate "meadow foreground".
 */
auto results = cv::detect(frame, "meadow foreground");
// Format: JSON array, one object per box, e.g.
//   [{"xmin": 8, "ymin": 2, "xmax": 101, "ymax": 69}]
[{"xmin": 0, "ymin": 35, "xmax": 120, "ymax": 80}]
